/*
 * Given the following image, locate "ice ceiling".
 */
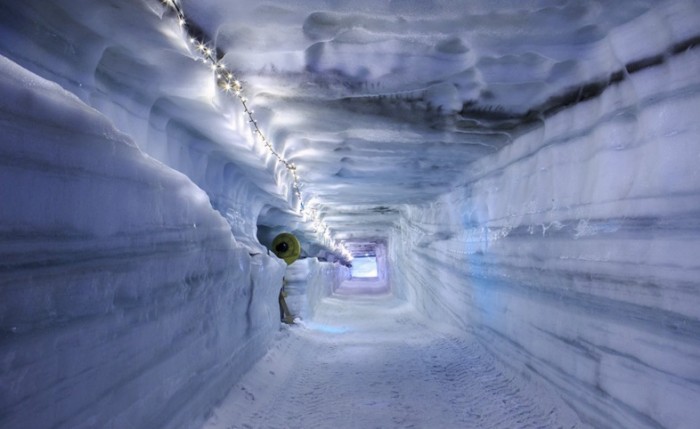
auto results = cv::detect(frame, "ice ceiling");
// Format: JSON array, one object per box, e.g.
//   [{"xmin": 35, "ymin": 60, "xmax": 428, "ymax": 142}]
[
  {"xmin": 1, "ymin": 0, "xmax": 693, "ymax": 254},
  {"xmin": 176, "ymin": 0, "xmax": 687, "ymax": 243}
]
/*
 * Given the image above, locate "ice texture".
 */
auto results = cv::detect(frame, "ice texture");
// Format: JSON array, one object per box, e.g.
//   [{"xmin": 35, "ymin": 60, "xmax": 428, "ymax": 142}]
[
  {"xmin": 283, "ymin": 258, "xmax": 350, "ymax": 320},
  {"xmin": 203, "ymin": 280, "xmax": 584, "ymax": 429},
  {"xmin": 389, "ymin": 48, "xmax": 700, "ymax": 429},
  {"xmin": 0, "ymin": 0, "xmax": 341, "ymax": 253},
  {"xmin": 1, "ymin": 0, "xmax": 699, "ymax": 428},
  {"xmin": 0, "ymin": 54, "xmax": 286, "ymax": 428}
]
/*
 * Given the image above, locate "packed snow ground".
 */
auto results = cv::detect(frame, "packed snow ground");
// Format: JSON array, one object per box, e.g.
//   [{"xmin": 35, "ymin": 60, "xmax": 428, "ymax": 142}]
[{"xmin": 202, "ymin": 279, "xmax": 587, "ymax": 429}]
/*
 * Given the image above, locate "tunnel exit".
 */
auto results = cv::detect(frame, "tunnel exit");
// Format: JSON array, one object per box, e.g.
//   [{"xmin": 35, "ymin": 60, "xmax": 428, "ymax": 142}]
[
  {"xmin": 351, "ymin": 256, "xmax": 377, "ymax": 278},
  {"xmin": 345, "ymin": 241, "xmax": 388, "ymax": 282}
]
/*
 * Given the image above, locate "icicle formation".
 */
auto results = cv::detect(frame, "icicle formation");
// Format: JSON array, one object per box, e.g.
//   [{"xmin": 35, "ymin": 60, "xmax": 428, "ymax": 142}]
[{"xmin": 159, "ymin": 0, "xmax": 351, "ymax": 261}]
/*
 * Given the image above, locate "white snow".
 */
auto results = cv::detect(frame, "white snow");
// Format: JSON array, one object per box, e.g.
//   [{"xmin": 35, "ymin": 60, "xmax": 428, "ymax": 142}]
[{"xmin": 203, "ymin": 279, "xmax": 586, "ymax": 429}]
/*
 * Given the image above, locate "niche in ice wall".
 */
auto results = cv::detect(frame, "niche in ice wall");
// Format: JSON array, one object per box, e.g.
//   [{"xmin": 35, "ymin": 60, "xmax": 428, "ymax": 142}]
[{"xmin": 389, "ymin": 42, "xmax": 700, "ymax": 429}]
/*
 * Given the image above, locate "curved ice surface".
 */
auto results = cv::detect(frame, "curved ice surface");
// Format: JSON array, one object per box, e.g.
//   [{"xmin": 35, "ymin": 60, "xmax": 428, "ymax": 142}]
[{"xmin": 1, "ymin": 0, "xmax": 699, "ymax": 428}]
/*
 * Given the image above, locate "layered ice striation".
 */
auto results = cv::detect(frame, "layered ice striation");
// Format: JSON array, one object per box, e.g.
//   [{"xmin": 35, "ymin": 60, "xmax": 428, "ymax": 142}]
[
  {"xmin": 0, "ymin": 55, "xmax": 289, "ymax": 428},
  {"xmin": 283, "ymin": 258, "xmax": 351, "ymax": 320},
  {"xmin": 1, "ymin": 0, "xmax": 700, "ymax": 428},
  {"xmin": 389, "ymin": 42, "xmax": 700, "ymax": 429},
  {"xmin": 0, "ymin": 0, "xmax": 342, "ymax": 253}
]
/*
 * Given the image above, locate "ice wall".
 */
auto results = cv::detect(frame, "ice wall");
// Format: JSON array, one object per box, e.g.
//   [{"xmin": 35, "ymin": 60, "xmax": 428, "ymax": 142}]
[
  {"xmin": 389, "ymin": 46, "xmax": 700, "ymax": 428},
  {"xmin": 2, "ymin": 0, "xmax": 698, "ymax": 427},
  {"xmin": 285, "ymin": 258, "xmax": 351, "ymax": 320},
  {"xmin": 0, "ymin": 56, "xmax": 285, "ymax": 428},
  {"xmin": 0, "ymin": 2, "xmax": 352, "ymax": 426},
  {"xmin": 0, "ymin": 0, "xmax": 300, "ymax": 247}
]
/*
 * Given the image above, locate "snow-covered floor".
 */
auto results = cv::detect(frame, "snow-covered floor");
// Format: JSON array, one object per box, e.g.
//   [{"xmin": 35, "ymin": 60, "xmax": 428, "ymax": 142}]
[{"xmin": 202, "ymin": 280, "xmax": 586, "ymax": 429}]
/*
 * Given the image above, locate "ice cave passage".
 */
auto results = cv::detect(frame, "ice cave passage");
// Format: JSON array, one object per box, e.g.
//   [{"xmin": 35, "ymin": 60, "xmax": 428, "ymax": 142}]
[{"xmin": 1, "ymin": 1, "xmax": 699, "ymax": 428}]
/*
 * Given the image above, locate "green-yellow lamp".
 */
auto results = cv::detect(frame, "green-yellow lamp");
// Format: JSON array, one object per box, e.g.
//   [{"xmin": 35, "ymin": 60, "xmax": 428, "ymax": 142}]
[
  {"xmin": 271, "ymin": 233, "xmax": 301, "ymax": 265},
  {"xmin": 271, "ymin": 233, "xmax": 301, "ymax": 324}
]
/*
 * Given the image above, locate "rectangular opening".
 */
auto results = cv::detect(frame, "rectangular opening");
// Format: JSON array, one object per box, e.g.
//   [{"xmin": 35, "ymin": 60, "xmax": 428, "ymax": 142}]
[{"xmin": 351, "ymin": 256, "xmax": 378, "ymax": 278}]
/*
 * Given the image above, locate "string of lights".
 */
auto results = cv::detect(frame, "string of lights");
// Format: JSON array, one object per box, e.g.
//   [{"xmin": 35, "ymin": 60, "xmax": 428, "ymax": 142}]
[{"xmin": 159, "ymin": 0, "xmax": 351, "ymax": 261}]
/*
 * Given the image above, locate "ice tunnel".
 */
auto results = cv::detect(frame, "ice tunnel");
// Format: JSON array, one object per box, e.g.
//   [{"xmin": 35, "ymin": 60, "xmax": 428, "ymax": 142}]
[{"xmin": 1, "ymin": 0, "xmax": 699, "ymax": 428}]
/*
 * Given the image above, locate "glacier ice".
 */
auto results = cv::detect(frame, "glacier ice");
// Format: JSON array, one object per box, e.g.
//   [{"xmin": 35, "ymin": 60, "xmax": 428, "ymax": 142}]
[
  {"xmin": 0, "ymin": 53, "xmax": 287, "ymax": 428},
  {"xmin": 389, "ymin": 45, "xmax": 700, "ymax": 429},
  {"xmin": 1, "ymin": 0, "xmax": 700, "ymax": 428}
]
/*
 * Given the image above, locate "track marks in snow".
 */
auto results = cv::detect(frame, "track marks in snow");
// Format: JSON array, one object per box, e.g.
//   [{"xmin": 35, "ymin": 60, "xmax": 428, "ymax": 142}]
[{"xmin": 202, "ymin": 282, "xmax": 586, "ymax": 429}]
